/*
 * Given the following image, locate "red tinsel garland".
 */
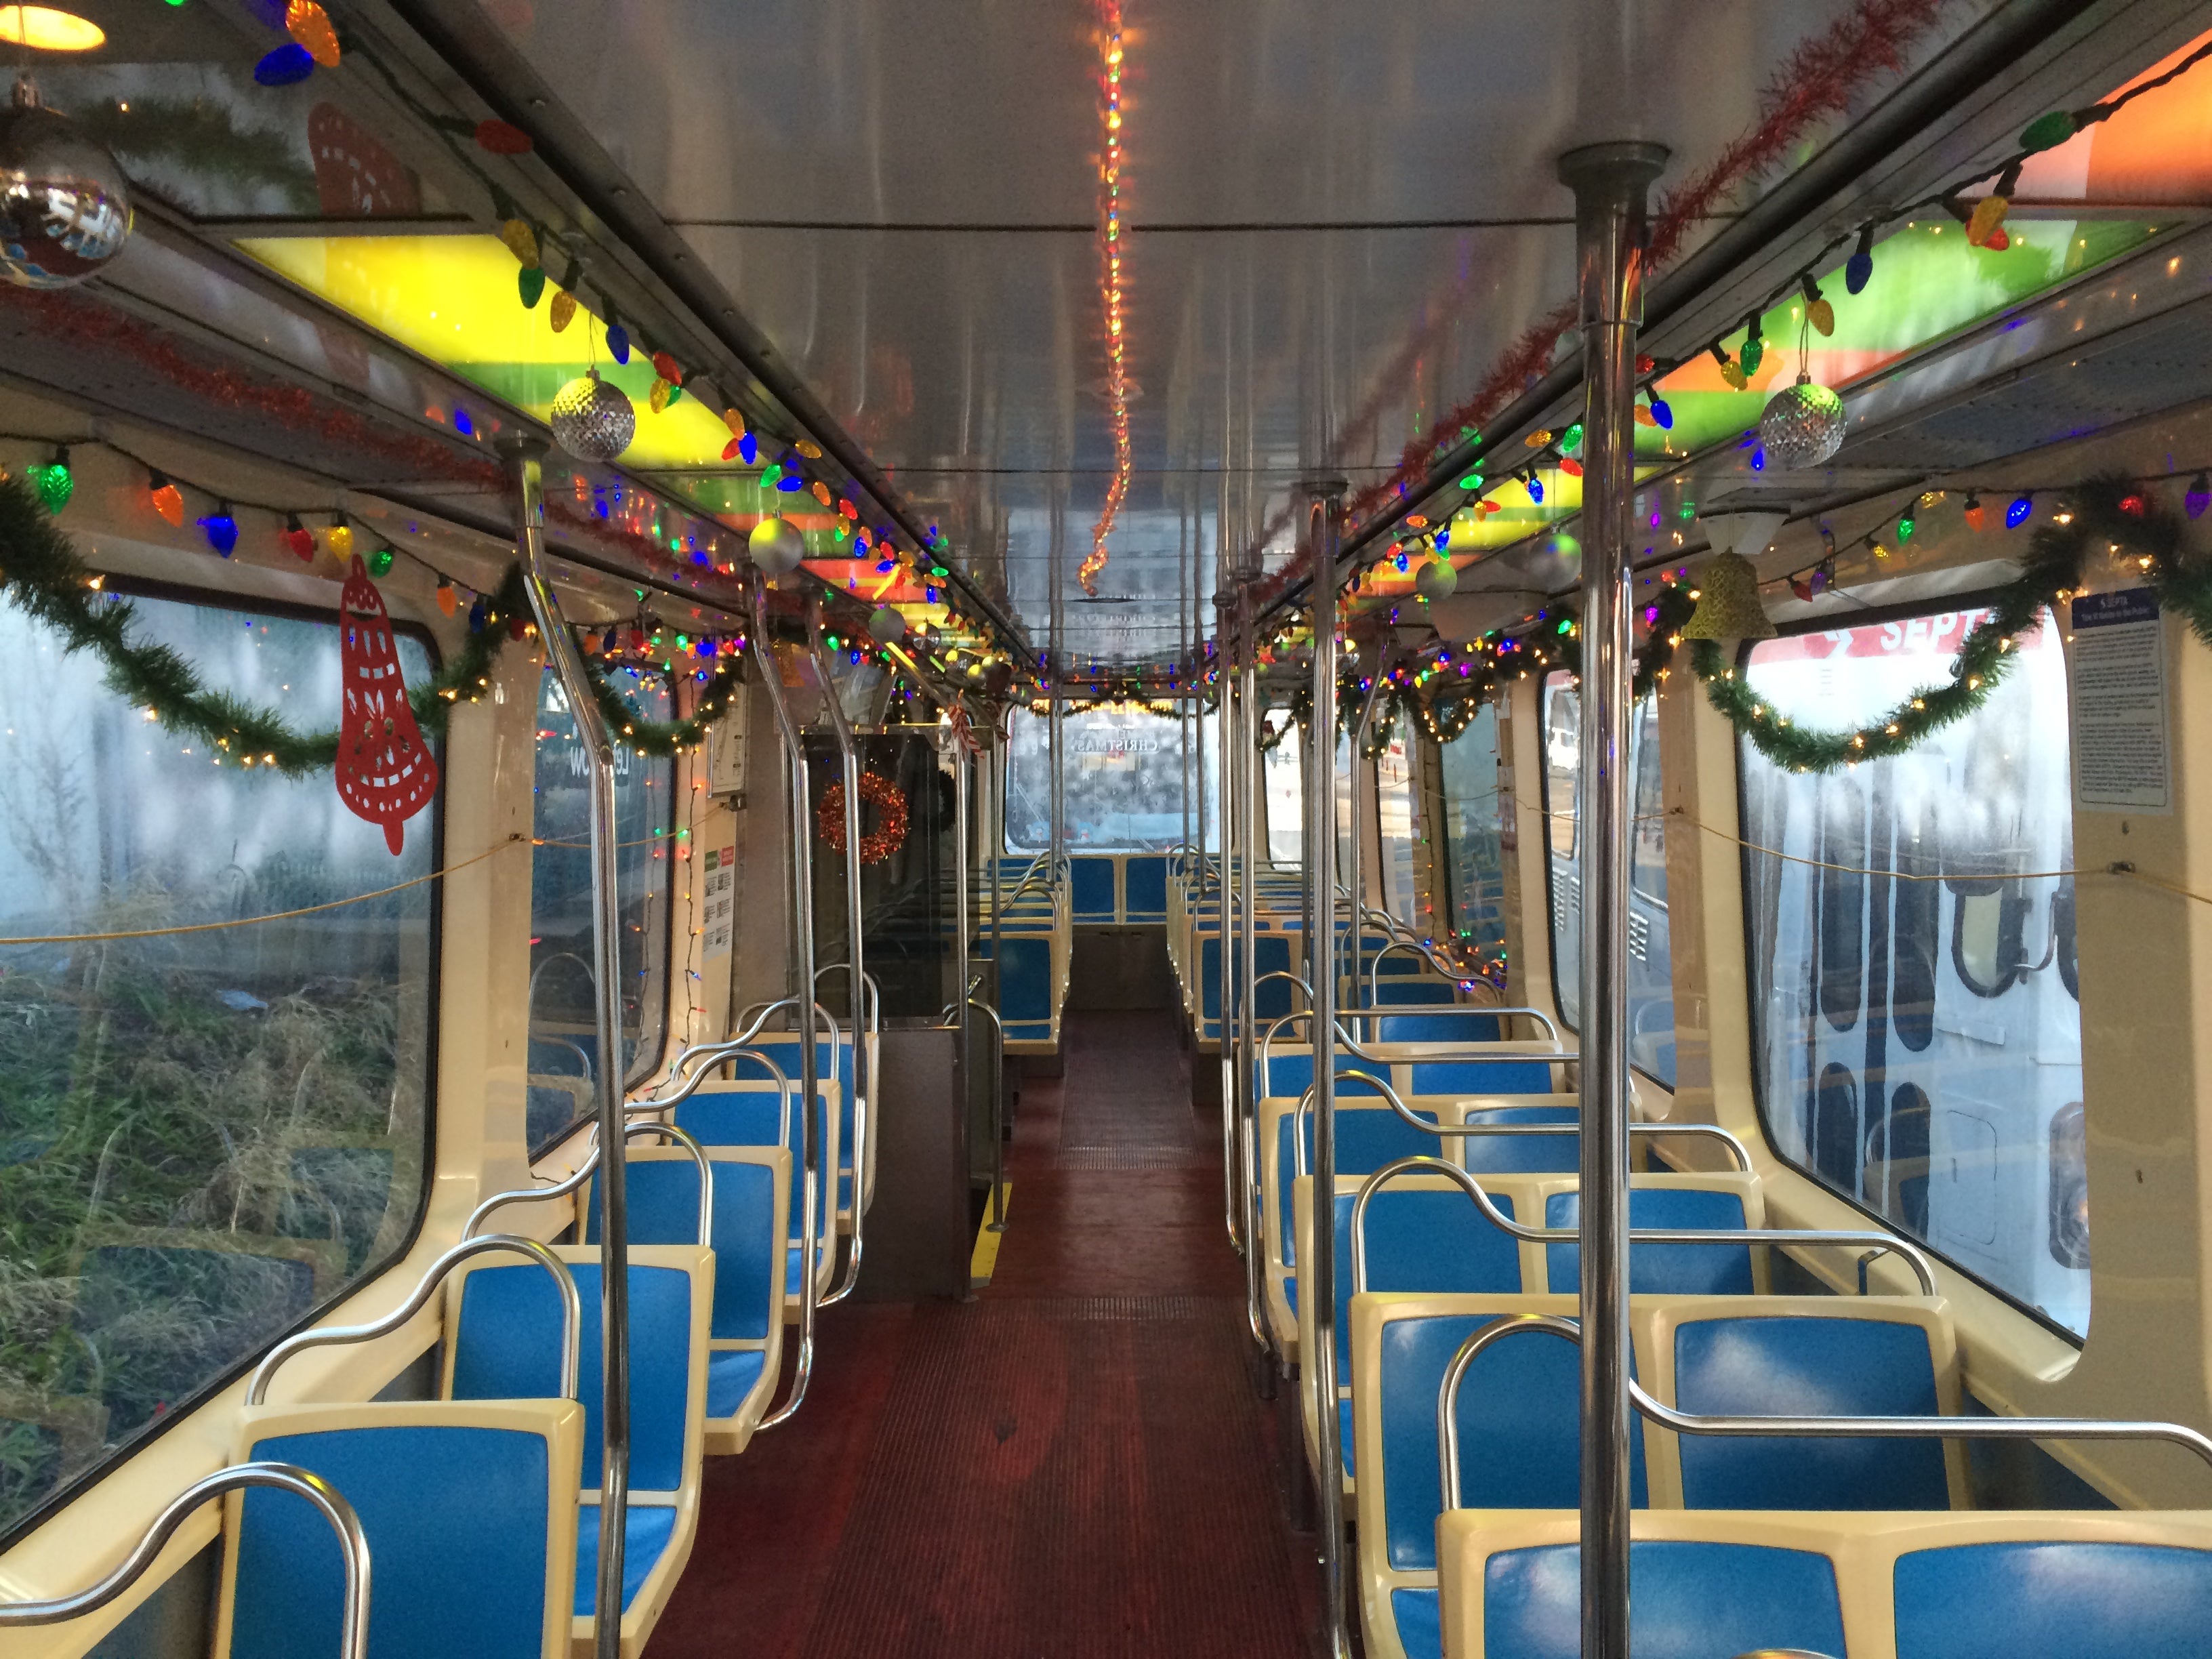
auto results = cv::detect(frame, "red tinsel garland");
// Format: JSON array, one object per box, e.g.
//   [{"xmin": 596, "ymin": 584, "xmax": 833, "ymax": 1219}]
[
  {"xmin": 819, "ymin": 771, "xmax": 909, "ymax": 865},
  {"xmin": 1253, "ymin": 0, "xmax": 1952, "ymax": 608}
]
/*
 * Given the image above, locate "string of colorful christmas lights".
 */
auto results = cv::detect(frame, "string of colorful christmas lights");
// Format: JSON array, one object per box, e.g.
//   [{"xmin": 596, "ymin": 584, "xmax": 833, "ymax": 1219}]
[{"xmin": 1078, "ymin": 0, "xmax": 1130, "ymax": 599}]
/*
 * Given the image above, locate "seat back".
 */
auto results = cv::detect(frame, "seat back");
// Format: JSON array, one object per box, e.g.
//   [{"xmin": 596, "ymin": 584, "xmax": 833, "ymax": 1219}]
[
  {"xmin": 1456, "ymin": 1104, "xmax": 1581, "ymax": 1174},
  {"xmin": 1265, "ymin": 1100, "xmax": 1454, "ymax": 1272},
  {"xmin": 674, "ymin": 1085, "xmax": 826, "ymax": 1262},
  {"xmin": 1436, "ymin": 1511, "xmax": 1849, "ymax": 1659},
  {"xmin": 447, "ymin": 1244, "xmax": 711, "ymax": 1499},
  {"xmin": 1070, "ymin": 855, "xmax": 1116, "ymax": 920},
  {"xmin": 1888, "ymin": 1520, "xmax": 2212, "ymax": 1658},
  {"xmin": 589, "ymin": 1147, "xmax": 787, "ymax": 1345},
  {"xmin": 1406, "ymin": 1057, "xmax": 1556, "ymax": 1095},
  {"xmin": 1124, "ymin": 855, "xmax": 1168, "ymax": 920},
  {"xmin": 1540, "ymin": 1177, "xmax": 1765, "ymax": 1295},
  {"xmin": 1374, "ymin": 1011, "xmax": 1500, "ymax": 1042},
  {"xmin": 1645, "ymin": 1294, "xmax": 1963, "ymax": 1510},
  {"xmin": 221, "ymin": 1399, "xmax": 583, "ymax": 1659}
]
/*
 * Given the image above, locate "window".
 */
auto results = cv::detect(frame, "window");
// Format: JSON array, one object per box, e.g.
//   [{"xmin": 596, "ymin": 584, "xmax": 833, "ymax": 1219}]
[
  {"xmin": 1540, "ymin": 675, "xmax": 1676, "ymax": 1085},
  {"xmin": 529, "ymin": 665, "xmax": 674, "ymax": 1153},
  {"xmin": 1262, "ymin": 721, "xmax": 1303, "ymax": 863},
  {"xmin": 1004, "ymin": 708, "xmax": 1214, "ymax": 853},
  {"xmin": 1376, "ymin": 729, "xmax": 1421, "ymax": 929},
  {"xmin": 1738, "ymin": 606, "xmax": 2085, "ymax": 1336},
  {"xmin": 1440, "ymin": 703, "xmax": 1507, "ymax": 977},
  {"xmin": 0, "ymin": 588, "xmax": 436, "ymax": 1545}
]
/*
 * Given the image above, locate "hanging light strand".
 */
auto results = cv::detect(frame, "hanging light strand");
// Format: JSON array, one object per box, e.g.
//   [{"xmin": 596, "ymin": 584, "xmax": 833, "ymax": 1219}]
[{"xmin": 1079, "ymin": 0, "xmax": 1129, "ymax": 598}]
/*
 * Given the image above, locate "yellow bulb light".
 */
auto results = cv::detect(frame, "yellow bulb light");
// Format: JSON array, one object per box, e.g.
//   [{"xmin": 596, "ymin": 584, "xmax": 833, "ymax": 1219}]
[{"xmin": 0, "ymin": 6, "xmax": 103, "ymax": 49}]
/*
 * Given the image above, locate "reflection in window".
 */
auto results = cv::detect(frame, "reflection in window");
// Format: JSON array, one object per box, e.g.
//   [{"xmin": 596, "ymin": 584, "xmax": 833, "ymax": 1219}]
[
  {"xmin": 529, "ymin": 665, "xmax": 674, "ymax": 1153},
  {"xmin": 1440, "ymin": 704, "xmax": 1507, "ymax": 981},
  {"xmin": 1540, "ymin": 675, "xmax": 1676, "ymax": 1085},
  {"xmin": 1738, "ymin": 607, "xmax": 2085, "ymax": 1336},
  {"xmin": 1375, "ymin": 731, "xmax": 1421, "ymax": 930},
  {"xmin": 1004, "ymin": 709, "xmax": 1213, "ymax": 853},
  {"xmin": 0, "ymin": 590, "xmax": 434, "ymax": 1544}
]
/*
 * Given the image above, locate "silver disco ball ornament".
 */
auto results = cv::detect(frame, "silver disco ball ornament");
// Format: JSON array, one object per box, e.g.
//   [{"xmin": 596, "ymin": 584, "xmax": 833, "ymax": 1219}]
[
  {"xmin": 1759, "ymin": 373, "xmax": 1847, "ymax": 470},
  {"xmin": 867, "ymin": 604, "xmax": 906, "ymax": 644},
  {"xmin": 0, "ymin": 77, "xmax": 132, "ymax": 289},
  {"xmin": 549, "ymin": 369, "xmax": 635, "ymax": 463},
  {"xmin": 747, "ymin": 514, "xmax": 806, "ymax": 576},
  {"xmin": 1414, "ymin": 556, "xmax": 1458, "ymax": 602}
]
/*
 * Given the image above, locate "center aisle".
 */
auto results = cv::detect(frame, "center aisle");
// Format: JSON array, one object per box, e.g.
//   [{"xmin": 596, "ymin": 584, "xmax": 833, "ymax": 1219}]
[{"xmin": 652, "ymin": 1007, "xmax": 1319, "ymax": 1657}]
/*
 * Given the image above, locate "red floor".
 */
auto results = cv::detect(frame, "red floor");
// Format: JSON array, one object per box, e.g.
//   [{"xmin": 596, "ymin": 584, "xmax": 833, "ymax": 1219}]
[{"xmin": 650, "ymin": 1008, "xmax": 1322, "ymax": 1657}]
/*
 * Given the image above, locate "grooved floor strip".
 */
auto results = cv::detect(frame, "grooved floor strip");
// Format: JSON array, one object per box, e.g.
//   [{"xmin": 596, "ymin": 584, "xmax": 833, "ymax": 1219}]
[{"xmin": 652, "ymin": 1004, "xmax": 1317, "ymax": 1658}]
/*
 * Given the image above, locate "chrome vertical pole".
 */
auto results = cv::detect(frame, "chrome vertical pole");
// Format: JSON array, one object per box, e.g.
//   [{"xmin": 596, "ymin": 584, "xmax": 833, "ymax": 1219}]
[
  {"xmin": 504, "ymin": 436, "xmax": 628, "ymax": 1659},
  {"xmin": 807, "ymin": 600, "xmax": 867, "ymax": 1302},
  {"xmin": 1559, "ymin": 138, "xmax": 1667, "ymax": 1659},
  {"xmin": 988, "ymin": 705, "xmax": 1009, "ymax": 1229},
  {"xmin": 754, "ymin": 577, "xmax": 821, "ymax": 1427},
  {"xmin": 951, "ymin": 705, "xmax": 972, "ymax": 1168},
  {"xmin": 1303, "ymin": 478, "xmax": 1351, "ymax": 1659},
  {"xmin": 1235, "ymin": 581, "xmax": 1267, "ymax": 1352},
  {"xmin": 1214, "ymin": 588, "xmax": 1237, "ymax": 1242}
]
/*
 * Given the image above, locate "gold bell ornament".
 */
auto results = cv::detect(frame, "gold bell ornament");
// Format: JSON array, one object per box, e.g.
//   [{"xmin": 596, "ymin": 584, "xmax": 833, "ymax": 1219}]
[{"xmin": 1679, "ymin": 552, "xmax": 1776, "ymax": 642}]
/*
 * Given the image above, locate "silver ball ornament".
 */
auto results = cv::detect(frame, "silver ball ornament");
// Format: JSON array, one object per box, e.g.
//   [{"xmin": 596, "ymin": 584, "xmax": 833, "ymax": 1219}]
[
  {"xmin": 747, "ymin": 515, "xmax": 806, "ymax": 576},
  {"xmin": 1758, "ymin": 373, "xmax": 1847, "ymax": 470},
  {"xmin": 868, "ymin": 605, "xmax": 906, "ymax": 644},
  {"xmin": 1414, "ymin": 556, "xmax": 1458, "ymax": 602},
  {"xmin": 0, "ymin": 77, "xmax": 131, "ymax": 289},
  {"xmin": 549, "ymin": 369, "xmax": 635, "ymax": 463}
]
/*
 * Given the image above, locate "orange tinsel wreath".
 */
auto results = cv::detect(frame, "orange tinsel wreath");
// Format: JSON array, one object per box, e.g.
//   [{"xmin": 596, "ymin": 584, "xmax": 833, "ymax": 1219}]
[{"xmin": 818, "ymin": 771, "xmax": 909, "ymax": 865}]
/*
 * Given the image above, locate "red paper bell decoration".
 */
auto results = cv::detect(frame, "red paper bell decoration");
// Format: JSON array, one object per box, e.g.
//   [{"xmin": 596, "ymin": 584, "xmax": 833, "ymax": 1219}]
[{"xmin": 335, "ymin": 555, "xmax": 439, "ymax": 855}]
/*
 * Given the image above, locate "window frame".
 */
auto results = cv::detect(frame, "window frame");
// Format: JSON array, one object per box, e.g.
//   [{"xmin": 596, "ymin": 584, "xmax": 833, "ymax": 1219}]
[
  {"xmin": 1729, "ymin": 593, "xmax": 2088, "ymax": 1347},
  {"xmin": 1536, "ymin": 672, "xmax": 1675, "ymax": 1086},
  {"xmin": 0, "ymin": 574, "xmax": 445, "ymax": 1552},
  {"xmin": 526, "ymin": 661, "xmax": 679, "ymax": 1160}
]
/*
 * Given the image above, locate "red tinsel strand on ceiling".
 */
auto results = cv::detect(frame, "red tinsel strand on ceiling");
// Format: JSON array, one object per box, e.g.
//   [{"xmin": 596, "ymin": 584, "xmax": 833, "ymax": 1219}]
[{"xmin": 1252, "ymin": 0, "xmax": 1954, "ymax": 602}]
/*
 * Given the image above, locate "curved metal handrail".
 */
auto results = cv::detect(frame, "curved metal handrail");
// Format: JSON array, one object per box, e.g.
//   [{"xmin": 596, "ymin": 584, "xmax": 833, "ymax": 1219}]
[
  {"xmin": 643, "ymin": 1042, "xmax": 795, "ymax": 1143},
  {"xmin": 466, "ymin": 1120, "xmax": 724, "ymax": 1244},
  {"xmin": 1436, "ymin": 1313, "xmax": 2212, "ymax": 1515},
  {"xmin": 1290, "ymin": 1070, "xmax": 1753, "ymax": 1175},
  {"xmin": 1345, "ymin": 1154, "xmax": 1935, "ymax": 1296},
  {"xmin": 1351, "ymin": 1001, "xmax": 1565, "ymax": 1046},
  {"xmin": 728, "ymin": 998, "xmax": 845, "ymax": 1076},
  {"xmin": 1256, "ymin": 1008, "xmax": 1573, "ymax": 1082},
  {"xmin": 0, "ymin": 1463, "xmax": 370, "ymax": 1656},
  {"xmin": 249, "ymin": 1235, "xmax": 581, "ymax": 1406}
]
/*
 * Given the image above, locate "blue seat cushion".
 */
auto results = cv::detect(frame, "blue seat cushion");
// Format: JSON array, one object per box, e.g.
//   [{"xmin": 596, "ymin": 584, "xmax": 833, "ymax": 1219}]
[
  {"xmin": 1892, "ymin": 1540, "xmax": 2212, "ymax": 1659},
  {"xmin": 1482, "ymin": 1540, "xmax": 1845, "ymax": 1659},
  {"xmin": 1071, "ymin": 857, "xmax": 1115, "ymax": 918},
  {"xmin": 1376, "ymin": 1012, "xmax": 1501, "ymax": 1042},
  {"xmin": 1380, "ymin": 1315, "xmax": 1645, "ymax": 1572},
  {"xmin": 573, "ymin": 1502, "xmax": 680, "ymax": 1616},
  {"xmin": 232, "ymin": 1422, "xmax": 556, "ymax": 1659},
  {"xmin": 1334, "ymin": 1187, "xmax": 1521, "ymax": 1382},
  {"xmin": 1275, "ymin": 1108, "xmax": 1447, "ymax": 1269},
  {"xmin": 1372, "ymin": 980, "xmax": 1456, "ymax": 1006},
  {"xmin": 590, "ymin": 1160, "xmax": 781, "ymax": 1342},
  {"xmin": 1409, "ymin": 1059, "xmax": 1553, "ymax": 1095},
  {"xmin": 1673, "ymin": 1315, "xmax": 1948, "ymax": 1509},
  {"xmin": 705, "ymin": 1349, "xmax": 769, "ymax": 1418},
  {"xmin": 452, "ymin": 1261, "xmax": 695, "ymax": 1493},
  {"xmin": 1544, "ymin": 1188, "xmax": 1752, "ymax": 1295},
  {"xmin": 1125, "ymin": 856, "xmax": 1167, "ymax": 917},
  {"xmin": 1391, "ymin": 1587, "xmax": 1441, "ymax": 1659},
  {"xmin": 1460, "ymin": 1107, "xmax": 1580, "ymax": 1174}
]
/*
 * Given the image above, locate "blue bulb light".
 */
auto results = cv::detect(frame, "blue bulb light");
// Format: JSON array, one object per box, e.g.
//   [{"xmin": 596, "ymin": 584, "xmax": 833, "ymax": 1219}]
[
  {"xmin": 1648, "ymin": 396, "xmax": 1673, "ymax": 430},
  {"xmin": 2007, "ymin": 493, "xmax": 2034, "ymax": 528},
  {"xmin": 606, "ymin": 323, "xmax": 631, "ymax": 365},
  {"xmin": 1527, "ymin": 477, "xmax": 1543, "ymax": 504},
  {"xmin": 253, "ymin": 43, "xmax": 314, "ymax": 86},
  {"xmin": 199, "ymin": 512, "xmax": 238, "ymax": 556}
]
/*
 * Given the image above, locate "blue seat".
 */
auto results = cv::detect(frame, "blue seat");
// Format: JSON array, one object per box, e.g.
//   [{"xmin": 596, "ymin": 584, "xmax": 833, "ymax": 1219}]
[
  {"xmin": 1372, "ymin": 980, "xmax": 1456, "ymax": 1006},
  {"xmin": 1124, "ymin": 855, "xmax": 1168, "ymax": 920},
  {"xmin": 1544, "ymin": 1187, "xmax": 1754, "ymax": 1294},
  {"xmin": 1197, "ymin": 933, "xmax": 1293, "ymax": 1040},
  {"xmin": 979, "ymin": 931, "xmax": 1057, "ymax": 1046},
  {"xmin": 227, "ymin": 1399, "xmax": 584, "ymax": 1659},
  {"xmin": 731, "ymin": 1033, "xmax": 857, "ymax": 1213},
  {"xmin": 588, "ymin": 1147, "xmax": 788, "ymax": 1454},
  {"xmin": 675, "ymin": 1086, "xmax": 832, "ymax": 1303},
  {"xmin": 1274, "ymin": 1105, "xmax": 1451, "ymax": 1273},
  {"xmin": 1664, "ymin": 1307, "xmax": 1952, "ymax": 1509},
  {"xmin": 1893, "ymin": 1538, "xmax": 2212, "ymax": 1658},
  {"xmin": 1376, "ymin": 1012, "xmax": 1502, "ymax": 1042},
  {"xmin": 446, "ymin": 1244, "xmax": 710, "ymax": 1654},
  {"xmin": 1408, "ymin": 1059, "xmax": 1555, "ymax": 1095},
  {"xmin": 1260, "ymin": 1049, "xmax": 1388, "ymax": 1101},
  {"xmin": 1070, "ymin": 856, "xmax": 1116, "ymax": 920},
  {"xmin": 1480, "ymin": 1539, "xmax": 1846, "ymax": 1659}
]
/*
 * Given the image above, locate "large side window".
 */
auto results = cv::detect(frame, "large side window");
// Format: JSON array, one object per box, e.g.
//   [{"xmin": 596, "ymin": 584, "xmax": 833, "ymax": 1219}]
[
  {"xmin": 1004, "ymin": 708, "xmax": 1211, "ymax": 853},
  {"xmin": 530, "ymin": 665, "xmax": 674, "ymax": 1153},
  {"xmin": 1440, "ymin": 703, "xmax": 1507, "ymax": 977},
  {"xmin": 1262, "ymin": 723, "xmax": 1303, "ymax": 863},
  {"xmin": 0, "ymin": 589, "xmax": 436, "ymax": 1545},
  {"xmin": 1375, "ymin": 727, "xmax": 1421, "ymax": 929},
  {"xmin": 1738, "ymin": 606, "xmax": 2085, "ymax": 1337},
  {"xmin": 1540, "ymin": 674, "xmax": 1676, "ymax": 1084}
]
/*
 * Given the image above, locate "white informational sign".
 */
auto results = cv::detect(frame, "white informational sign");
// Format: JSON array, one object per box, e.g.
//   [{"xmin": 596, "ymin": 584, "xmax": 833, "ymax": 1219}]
[
  {"xmin": 2068, "ymin": 588, "xmax": 2171, "ymax": 814},
  {"xmin": 701, "ymin": 844, "xmax": 736, "ymax": 959}
]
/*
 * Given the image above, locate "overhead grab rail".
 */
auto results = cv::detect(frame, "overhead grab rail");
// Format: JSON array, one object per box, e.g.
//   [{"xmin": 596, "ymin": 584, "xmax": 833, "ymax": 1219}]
[
  {"xmin": 1348, "ymin": 1155, "xmax": 1936, "ymax": 1296},
  {"xmin": 1437, "ymin": 1314, "xmax": 2212, "ymax": 1517},
  {"xmin": 466, "ymin": 1120, "xmax": 725, "ymax": 1248},
  {"xmin": 249, "ymin": 1235, "xmax": 583, "ymax": 1406},
  {"xmin": 0, "ymin": 1464, "xmax": 371, "ymax": 1659},
  {"xmin": 1292, "ymin": 1073, "xmax": 1753, "ymax": 1177}
]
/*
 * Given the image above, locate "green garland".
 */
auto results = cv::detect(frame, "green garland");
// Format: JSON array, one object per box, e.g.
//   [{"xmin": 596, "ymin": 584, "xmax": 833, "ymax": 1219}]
[
  {"xmin": 1698, "ymin": 472, "xmax": 2187, "ymax": 773},
  {"xmin": 0, "ymin": 472, "xmax": 735, "ymax": 772}
]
